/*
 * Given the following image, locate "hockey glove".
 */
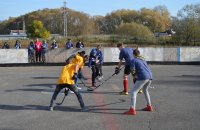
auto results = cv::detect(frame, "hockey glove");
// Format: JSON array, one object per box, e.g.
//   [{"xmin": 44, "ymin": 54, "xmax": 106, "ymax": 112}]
[
  {"xmin": 115, "ymin": 67, "xmax": 120, "ymax": 75},
  {"xmin": 72, "ymin": 73, "xmax": 78, "ymax": 80},
  {"xmin": 64, "ymin": 88, "xmax": 69, "ymax": 96}
]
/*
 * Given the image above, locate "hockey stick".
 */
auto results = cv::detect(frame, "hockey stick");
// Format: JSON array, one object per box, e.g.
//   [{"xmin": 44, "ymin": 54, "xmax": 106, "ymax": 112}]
[
  {"xmin": 87, "ymin": 66, "xmax": 125, "ymax": 91},
  {"xmin": 56, "ymin": 89, "xmax": 69, "ymax": 105},
  {"xmin": 79, "ymin": 78, "xmax": 86, "ymax": 87},
  {"xmin": 56, "ymin": 94, "xmax": 66, "ymax": 105},
  {"xmin": 88, "ymin": 73, "xmax": 116, "ymax": 91}
]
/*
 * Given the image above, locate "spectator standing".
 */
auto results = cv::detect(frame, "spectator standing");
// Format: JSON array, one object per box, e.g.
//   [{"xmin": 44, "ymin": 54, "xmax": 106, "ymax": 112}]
[
  {"xmin": 41, "ymin": 40, "xmax": 48, "ymax": 63},
  {"xmin": 76, "ymin": 40, "xmax": 84, "ymax": 49},
  {"xmin": 27, "ymin": 41, "xmax": 35, "ymax": 63},
  {"xmin": 66, "ymin": 39, "xmax": 73, "ymax": 49},
  {"xmin": 51, "ymin": 40, "xmax": 58, "ymax": 49},
  {"xmin": 34, "ymin": 38, "xmax": 42, "ymax": 62}
]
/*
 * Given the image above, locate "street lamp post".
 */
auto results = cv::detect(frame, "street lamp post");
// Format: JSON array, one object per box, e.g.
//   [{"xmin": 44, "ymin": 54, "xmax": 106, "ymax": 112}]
[{"xmin": 63, "ymin": 1, "xmax": 67, "ymax": 37}]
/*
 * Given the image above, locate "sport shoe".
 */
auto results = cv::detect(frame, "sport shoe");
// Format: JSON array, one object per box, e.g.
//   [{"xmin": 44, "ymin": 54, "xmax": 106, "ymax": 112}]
[
  {"xmin": 99, "ymin": 76, "xmax": 103, "ymax": 80},
  {"xmin": 69, "ymin": 90, "xmax": 74, "ymax": 94},
  {"xmin": 49, "ymin": 106, "xmax": 54, "ymax": 111},
  {"xmin": 138, "ymin": 89, "xmax": 143, "ymax": 94},
  {"xmin": 87, "ymin": 87, "xmax": 95, "ymax": 91},
  {"xmin": 87, "ymin": 83, "xmax": 97, "ymax": 91},
  {"xmin": 97, "ymin": 77, "xmax": 102, "ymax": 82},
  {"xmin": 77, "ymin": 87, "xmax": 82, "ymax": 90},
  {"xmin": 92, "ymin": 83, "xmax": 97, "ymax": 87},
  {"xmin": 143, "ymin": 105, "xmax": 153, "ymax": 111},
  {"xmin": 119, "ymin": 91, "xmax": 128, "ymax": 95},
  {"xmin": 81, "ymin": 107, "xmax": 89, "ymax": 112},
  {"xmin": 124, "ymin": 108, "xmax": 136, "ymax": 115}
]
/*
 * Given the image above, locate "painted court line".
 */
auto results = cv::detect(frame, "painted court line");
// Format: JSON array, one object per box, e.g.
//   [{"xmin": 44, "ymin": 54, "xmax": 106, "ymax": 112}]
[{"xmin": 82, "ymin": 68, "xmax": 121, "ymax": 130}]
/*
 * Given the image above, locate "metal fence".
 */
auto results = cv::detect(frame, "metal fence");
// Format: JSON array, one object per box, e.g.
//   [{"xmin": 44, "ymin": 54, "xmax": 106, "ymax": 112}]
[{"xmin": 0, "ymin": 35, "xmax": 27, "ymax": 40}]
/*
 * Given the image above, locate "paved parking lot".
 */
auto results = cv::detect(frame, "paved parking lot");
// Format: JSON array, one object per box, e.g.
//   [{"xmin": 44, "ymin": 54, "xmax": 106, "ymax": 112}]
[{"xmin": 0, "ymin": 65, "xmax": 200, "ymax": 130}]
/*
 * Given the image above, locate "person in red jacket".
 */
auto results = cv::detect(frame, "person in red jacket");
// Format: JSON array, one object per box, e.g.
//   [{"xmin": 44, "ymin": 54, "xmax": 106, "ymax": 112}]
[{"xmin": 34, "ymin": 38, "xmax": 42, "ymax": 62}]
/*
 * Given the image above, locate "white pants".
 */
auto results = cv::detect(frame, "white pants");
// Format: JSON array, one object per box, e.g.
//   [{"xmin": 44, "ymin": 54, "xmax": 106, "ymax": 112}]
[{"xmin": 130, "ymin": 80, "xmax": 152, "ymax": 109}]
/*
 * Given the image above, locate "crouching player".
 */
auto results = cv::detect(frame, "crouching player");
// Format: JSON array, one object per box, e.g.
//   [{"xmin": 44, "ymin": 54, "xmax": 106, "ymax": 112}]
[
  {"xmin": 124, "ymin": 48, "xmax": 153, "ymax": 115},
  {"xmin": 49, "ymin": 53, "xmax": 88, "ymax": 112},
  {"xmin": 71, "ymin": 51, "xmax": 88, "ymax": 89}
]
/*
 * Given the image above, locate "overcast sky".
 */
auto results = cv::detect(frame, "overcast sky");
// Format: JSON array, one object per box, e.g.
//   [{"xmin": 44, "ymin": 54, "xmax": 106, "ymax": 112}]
[{"xmin": 0, "ymin": 0, "xmax": 199, "ymax": 20}]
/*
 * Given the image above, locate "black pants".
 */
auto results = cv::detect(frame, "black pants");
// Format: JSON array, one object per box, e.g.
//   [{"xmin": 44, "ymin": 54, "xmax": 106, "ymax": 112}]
[
  {"xmin": 35, "ymin": 51, "xmax": 41, "ymax": 62},
  {"xmin": 50, "ymin": 84, "xmax": 85, "ymax": 108},
  {"xmin": 124, "ymin": 65, "xmax": 131, "ymax": 75},
  {"xmin": 91, "ymin": 65, "xmax": 100, "ymax": 85}
]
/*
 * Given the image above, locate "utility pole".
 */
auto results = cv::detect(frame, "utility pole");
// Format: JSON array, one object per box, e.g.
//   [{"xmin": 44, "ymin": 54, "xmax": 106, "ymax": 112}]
[
  {"xmin": 63, "ymin": 1, "xmax": 67, "ymax": 37},
  {"xmin": 22, "ymin": 17, "xmax": 25, "ymax": 31},
  {"xmin": 22, "ymin": 17, "xmax": 26, "ymax": 36}
]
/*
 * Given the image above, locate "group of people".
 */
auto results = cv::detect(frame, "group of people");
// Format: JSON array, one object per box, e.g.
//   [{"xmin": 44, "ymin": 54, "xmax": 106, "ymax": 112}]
[
  {"xmin": 27, "ymin": 38, "xmax": 49, "ymax": 63},
  {"xmin": 49, "ymin": 45, "xmax": 104, "ymax": 111},
  {"xmin": 115, "ymin": 43, "xmax": 153, "ymax": 115},
  {"xmin": 1, "ymin": 38, "xmax": 85, "ymax": 63},
  {"xmin": 49, "ymin": 43, "xmax": 153, "ymax": 116},
  {"xmin": 27, "ymin": 38, "xmax": 85, "ymax": 63},
  {"xmin": 1, "ymin": 40, "xmax": 21, "ymax": 49},
  {"xmin": 65, "ymin": 39, "xmax": 85, "ymax": 49},
  {"xmin": 2, "ymin": 39, "xmax": 153, "ymax": 115}
]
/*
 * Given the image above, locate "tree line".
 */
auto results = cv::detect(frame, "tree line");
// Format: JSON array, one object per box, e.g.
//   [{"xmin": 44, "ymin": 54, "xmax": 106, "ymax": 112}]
[{"xmin": 0, "ymin": 4, "xmax": 200, "ymax": 46}]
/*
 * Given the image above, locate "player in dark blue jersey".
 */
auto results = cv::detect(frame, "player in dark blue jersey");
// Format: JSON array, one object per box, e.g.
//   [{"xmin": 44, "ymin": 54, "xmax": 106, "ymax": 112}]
[
  {"xmin": 87, "ymin": 45, "xmax": 103, "ymax": 90},
  {"xmin": 115, "ymin": 43, "xmax": 134, "ymax": 95}
]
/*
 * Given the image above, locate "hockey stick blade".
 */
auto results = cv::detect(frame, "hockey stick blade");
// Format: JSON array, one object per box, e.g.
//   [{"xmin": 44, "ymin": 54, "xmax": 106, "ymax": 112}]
[
  {"xmin": 87, "ymin": 73, "xmax": 116, "ymax": 91},
  {"xmin": 87, "ymin": 66, "xmax": 125, "ymax": 91},
  {"xmin": 56, "ymin": 95, "xmax": 66, "ymax": 105}
]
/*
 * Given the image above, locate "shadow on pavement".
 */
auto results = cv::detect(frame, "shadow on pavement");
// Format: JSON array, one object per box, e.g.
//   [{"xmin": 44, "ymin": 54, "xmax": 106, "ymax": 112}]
[
  {"xmin": 81, "ymin": 91, "xmax": 120, "ymax": 95},
  {"xmin": 0, "ymin": 104, "xmax": 82, "ymax": 112},
  {"xmin": 0, "ymin": 104, "xmax": 48, "ymax": 111},
  {"xmin": 175, "ymin": 75, "xmax": 200, "ymax": 78},
  {"xmin": 31, "ymin": 76, "xmax": 58, "ymax": 79},
  {"xmin": 25, "ymin": 83, "xmax": 56, "ymax": 88}
]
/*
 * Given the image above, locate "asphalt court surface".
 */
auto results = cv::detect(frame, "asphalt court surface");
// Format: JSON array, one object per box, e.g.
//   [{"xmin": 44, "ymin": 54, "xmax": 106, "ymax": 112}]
[{"xmin": 0, "ymin": 65, "xmax": 200, "ymax": 130}]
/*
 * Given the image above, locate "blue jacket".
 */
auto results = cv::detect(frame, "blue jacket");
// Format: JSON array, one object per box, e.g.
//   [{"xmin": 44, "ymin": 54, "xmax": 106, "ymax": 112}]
[
  {"xmin": 66, "ymin": 42, "xmax": 73, "ymax": 49},
  {"xmin": 130, "ymin": 56, "xmax": 153, "ymax": 80},
  {"xmin": 27, "ymin": 44, "xmax": 35, "ymax": 55},
  {"xmin": 76, "ymin": 42, "xmax": 84, "ymax": 48},
  {"xmin": 41, "ymin": 43, "xmax": 48, "ymax": 53},
  {"xmin": 51, "ymin": 42, "xmax": 58, "ymax": 49},
  {"xmin": 15, "ymin": 43, "xmax": 21, "ymax": 49},
  {"xmin": 97, "ymin": 50, "xmax": 103, "ymax": 64},
  {"xmin": 88, "ymin": 48, "xmax": 103, "ymax": 67},
  {"xmin": 119, "ymin": 47, "xmax": 134, "ymax": 65}
]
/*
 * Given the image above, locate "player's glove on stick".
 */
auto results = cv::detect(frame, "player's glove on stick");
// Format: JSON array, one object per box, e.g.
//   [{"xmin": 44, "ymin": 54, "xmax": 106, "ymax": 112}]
[
  {"xmin": 64, "ymin": 88, "xmax": 69, "ymax": 96},
  {"xmin": 72, "ymin": 73, "xmax": 78, "ymax": 80},
  {"xmin": 115, "ymin": 67, "xmax": 120, "ymax": 75}
]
